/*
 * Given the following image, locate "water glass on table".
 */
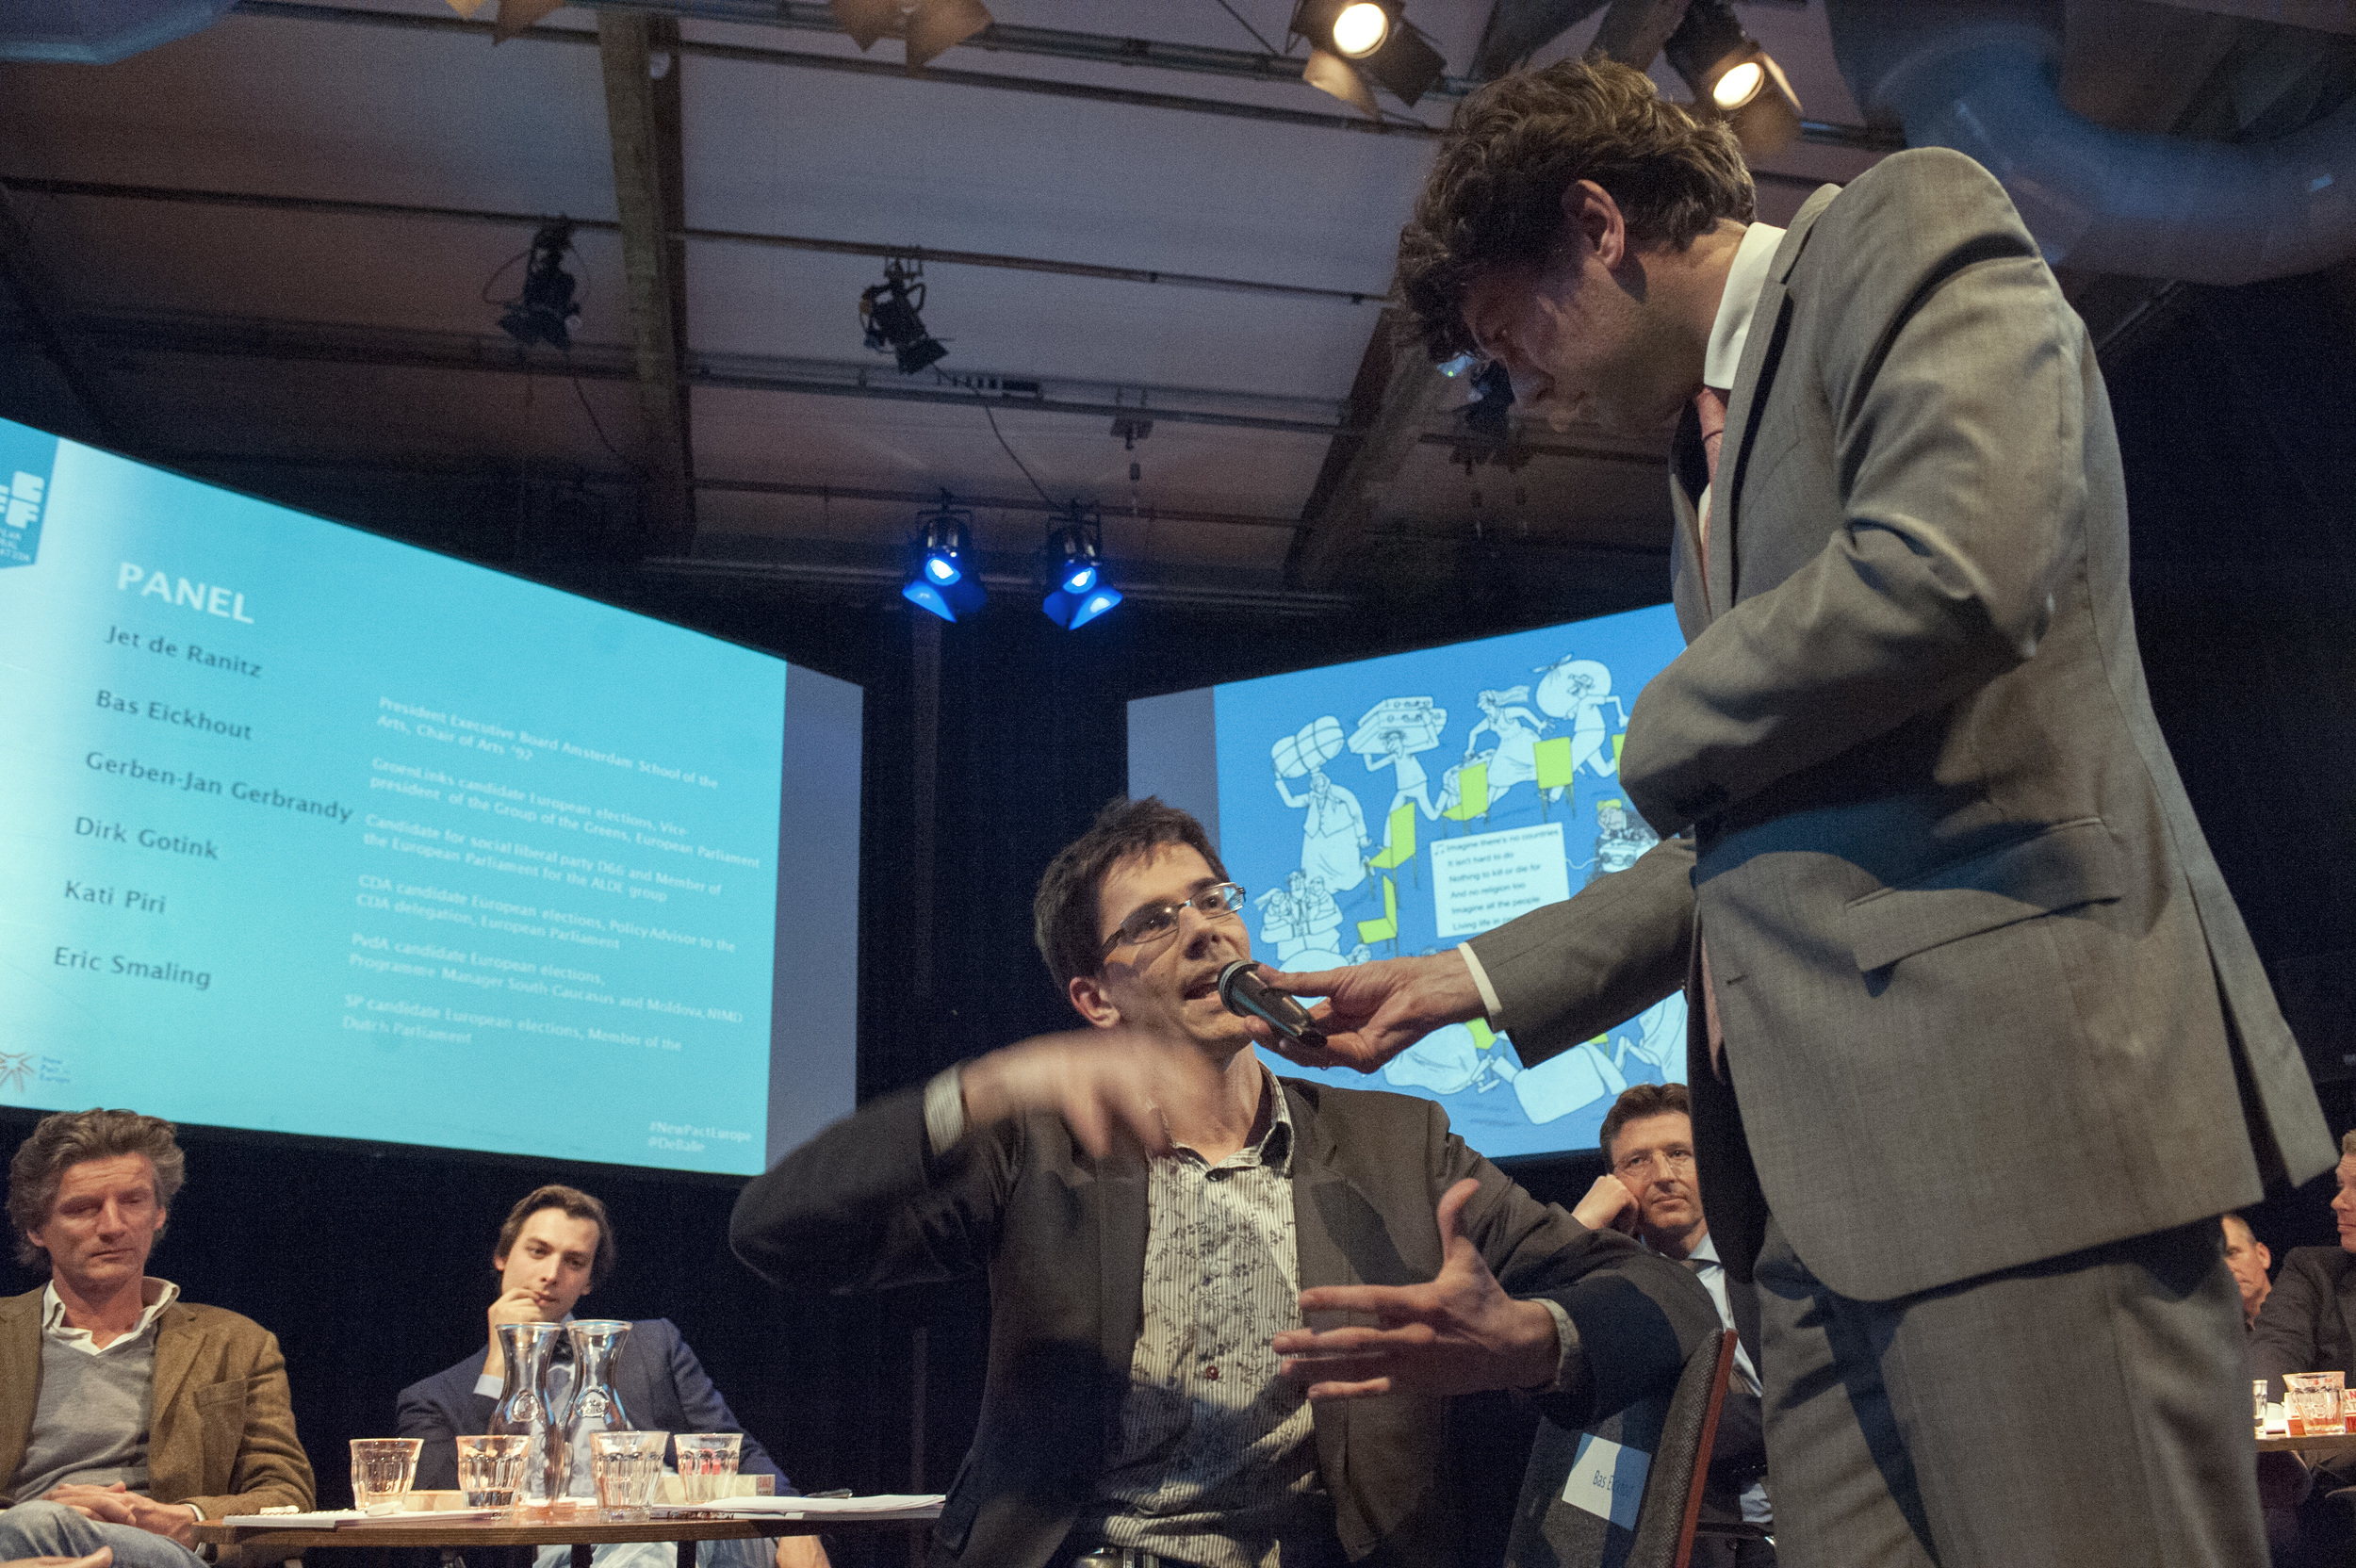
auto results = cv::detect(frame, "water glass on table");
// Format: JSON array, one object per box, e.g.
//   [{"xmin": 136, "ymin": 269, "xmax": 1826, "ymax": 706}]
[
  {"xmin": 351, "ymin": 1438, "xmax": 422, "ymax": 1512},
  {"xmin": 2285, "ymin": 1372, "xmax": 2347, "ymax": 1437},
  {"xmin": 672, "ymin": 1433, "xmax": 744, "ymax": 1503},
  {"xmin": 455, "ymin": 1433, "xmax": 532, "ymax": 1510},
  {"xmin": 590, "ymin": 1430, "xmax": 670, "ymax": 1521}
]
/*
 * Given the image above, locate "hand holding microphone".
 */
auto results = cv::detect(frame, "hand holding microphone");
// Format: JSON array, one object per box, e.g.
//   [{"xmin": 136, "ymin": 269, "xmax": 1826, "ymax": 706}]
[{"xmin": 1218, "ymin": 960, "xmax": 1324, "ymax": 1048}]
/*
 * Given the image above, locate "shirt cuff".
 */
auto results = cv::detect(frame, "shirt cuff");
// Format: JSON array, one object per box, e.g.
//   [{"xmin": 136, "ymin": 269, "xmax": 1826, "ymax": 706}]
[
  {"xmin": 924, "ymin": 1067, "xmax": 967, "ymax": 1156},
  {"xmin": 474, "ymin": 1370, "xmax": 505, "ymax": 1398},
  {"xmin": 1457, "ymin": 942, "xmax": 1506, "ymax": 1031},
  {"xmin": 184, "ymin": 1504, "xmax": 205, "ymax": 1521},
  {"xmin": 1532, "ymin": 1298, "xmax": 1580, "ymax": 1394}
]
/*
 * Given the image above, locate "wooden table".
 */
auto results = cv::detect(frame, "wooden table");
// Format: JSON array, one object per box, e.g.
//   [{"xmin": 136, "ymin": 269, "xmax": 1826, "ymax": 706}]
[
  {"xmin": 2258, "ymin": 1429, "xmax": 2356, "ymax": 1456},
  {"xmin": 193, "ymin": 1509, "xmax": 933, "ymax": 1568}
]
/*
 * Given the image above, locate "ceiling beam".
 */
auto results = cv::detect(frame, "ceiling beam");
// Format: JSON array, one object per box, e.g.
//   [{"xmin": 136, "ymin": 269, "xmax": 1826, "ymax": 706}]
[
  {"xmin": 0, "ymin": 187, "xmax": 134, "ymax": 446},
  {"xmin": 1590, "ymin": 0, "xmax": 1693, "ymax": 70},
  {"xmin": 230, "ymin": 3, "xmax": 1901, "ymax": 154},
  {"xmin": 597, "ymin": 10, "xmax": 695, "ymax": 551},
  {"xmin": 0, "ymin": 177, "xmax": 1389, "ymax": 304},
  {"xmin": 1474, "ymin": 0, "xmax": 1610, "ymax": 80}
]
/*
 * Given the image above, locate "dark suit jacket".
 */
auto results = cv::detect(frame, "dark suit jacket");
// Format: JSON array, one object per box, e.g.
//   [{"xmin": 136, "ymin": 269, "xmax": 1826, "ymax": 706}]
[
  {"xmin": 394, "ymin": 1317, "xmax": 784, "ymax": 1491},
  {"xmin": 728, "ymin": 1077, "xmax": 1720, "ymax": 1568},
  {"xmin": 1468, "ymin": 148, "xmax": 2333, "ymax": 1301},
  {"xmin": 2251, "ymin": 1246, "xmax": 2356, "ymax": 1401},
  {"xmin": 0, "ymin": 1287, "xmax": 316, "ymax": 1566}
]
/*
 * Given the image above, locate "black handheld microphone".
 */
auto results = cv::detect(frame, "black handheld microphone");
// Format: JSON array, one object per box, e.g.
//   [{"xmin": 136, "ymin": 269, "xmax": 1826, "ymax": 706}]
[{"xmin": 1218, "ymin": 960, "xmax": 1324, "ymax": 1047}]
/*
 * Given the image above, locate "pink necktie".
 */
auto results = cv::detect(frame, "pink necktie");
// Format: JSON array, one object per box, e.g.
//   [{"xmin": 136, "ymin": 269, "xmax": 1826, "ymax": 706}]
[{"xmin": 1693, "ymin": 386, "xmax": 1730, "ymax": 1077}]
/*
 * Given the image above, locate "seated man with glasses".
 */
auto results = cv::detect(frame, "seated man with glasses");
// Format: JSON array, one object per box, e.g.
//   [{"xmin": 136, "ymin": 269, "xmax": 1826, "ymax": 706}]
[
  {"xmin": 730, "ymin": 796, "xmax": 1718, "ymax": 1568},
  {"xmin": 1575, "ymin": 1086, "xmax": 1773, "ymax": 1565}
]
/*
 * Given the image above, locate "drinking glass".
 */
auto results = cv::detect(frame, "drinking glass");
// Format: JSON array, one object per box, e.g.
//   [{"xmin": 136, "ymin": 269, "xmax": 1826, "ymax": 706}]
[
  {"xmin": 590, "ymin": 1430, "xmax": 670, "ymax": 1521},
  {"xmin": 672, "ymin": 1434, "xmax": 744, "ymax": 1504},
  {"xmin": 2285, "ymin": 1372, "xmax": 2346, "ymax": 1437},
  {"xmin": 455, "ymin": 1434, "xmax": 532, "ymax": 1510},
  {"xmin": 350, "ymin": 1438, "xmax": 421, "ymax": 1512}
]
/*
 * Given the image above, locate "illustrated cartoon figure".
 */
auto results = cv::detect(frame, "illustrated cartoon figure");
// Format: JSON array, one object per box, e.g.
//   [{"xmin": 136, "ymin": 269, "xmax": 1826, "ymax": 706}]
[
  {"xmin": 1383, "ymin": 1021, "xmax": 1515, "ymax": 1096},
  {"xmin": 1590, "ymin": 798, "xmax": 1659, "ymax": 883},
  {"xmin": 1462, "ymin": 686, "xmax": 1550, "ymax": 808},
  {"xmin": 1508, "ymin": 1037, "xmax": 1629, "ymax": 1125},
  {"xmin": 1349, "ymin": 697, "xmax": 1447, "ymax": 824},
  {"xmin": 1258, "ymin": 871, "xmax": 1346, "ymax": 969},
  {"xmin": 1613, "ymin": 992, "xmax": 1689, "ymax": 1082},
  {"xmin": 1274, "ymin": 766, "xmax": 1370, "ymax": 895},
  {"xmin": 1533, "ymin": 656, "xmax": 1628, "ymax": 798}
]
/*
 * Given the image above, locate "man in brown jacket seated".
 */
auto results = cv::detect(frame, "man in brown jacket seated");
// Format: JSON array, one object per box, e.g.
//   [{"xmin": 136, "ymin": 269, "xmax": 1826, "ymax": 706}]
[{"xmin": 0, "ymin": 1108, "xmax": 314, "ymax": 1568}]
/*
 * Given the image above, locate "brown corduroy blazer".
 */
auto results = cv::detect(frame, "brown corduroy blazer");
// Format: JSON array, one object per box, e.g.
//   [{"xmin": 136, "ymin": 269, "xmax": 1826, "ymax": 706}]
[{"xmin": 0, "ymin": 1285, "xmax": 315, "ymax": 1536}]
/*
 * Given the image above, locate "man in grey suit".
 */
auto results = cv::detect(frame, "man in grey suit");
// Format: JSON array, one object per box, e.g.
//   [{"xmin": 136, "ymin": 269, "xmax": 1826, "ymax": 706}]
[{"xmin": 1257, "ymin": 57, "xmax": 2334, "ymax": 1567}]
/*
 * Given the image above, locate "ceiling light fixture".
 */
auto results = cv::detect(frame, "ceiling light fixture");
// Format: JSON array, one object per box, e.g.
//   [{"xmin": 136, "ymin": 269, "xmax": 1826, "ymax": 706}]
[
  {"xmin": 860, "ymin": 258, "xmax": 948, "ymax": 375},
  {"xmin": 829, "ymin": 0, "xmax": 993, "ymax": 70},
  {"xmin": 1041, "ymin": 506, "xmax": 1121, "ymax": 629},
  {"xmin": 903, "ymin": 495, "xmax": 986, "ymax": 621},
  {"xmin": 496, "ymin": 220, "xmax": 581, "ymax": 351},
  {"xmin": 1662, "ymin": 0, "xmax": 1803, "ymax": 157},
  {"xmin": 1290, "ymin": 0, "xmax": 1447, "ymax": 114}
]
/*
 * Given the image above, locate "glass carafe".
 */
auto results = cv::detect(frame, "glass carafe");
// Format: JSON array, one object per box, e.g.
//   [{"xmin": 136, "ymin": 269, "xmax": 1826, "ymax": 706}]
[
  {"xmin": 487, "ymin": 1320, "xmax": 568, "ymax": 1507},
  {"xmin": 562, "ymin": 1319, "xmax": 635, "ymax": 1499}
]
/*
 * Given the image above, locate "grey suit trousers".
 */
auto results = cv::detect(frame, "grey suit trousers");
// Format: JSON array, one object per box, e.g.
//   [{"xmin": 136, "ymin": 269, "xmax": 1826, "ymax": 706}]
[{"xmin": 1755, "ymin": 1213, "xmax": 2262, "ymax": 1567}]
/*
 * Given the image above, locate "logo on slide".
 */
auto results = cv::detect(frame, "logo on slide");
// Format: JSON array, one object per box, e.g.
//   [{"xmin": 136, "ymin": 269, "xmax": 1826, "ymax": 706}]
[
  {"xmin": 0, "ymin": 1053, "xmax": 32, "ymax": 1094},
  {"xmin": 0, "ymin": 419, "xmax": 60, "ymax": 569}
]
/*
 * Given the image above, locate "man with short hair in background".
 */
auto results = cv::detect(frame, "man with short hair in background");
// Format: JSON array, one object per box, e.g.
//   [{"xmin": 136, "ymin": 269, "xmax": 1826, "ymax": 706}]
[
  {"xmin": 0, "ymin": 1108, "xmax": 314, "ymax": 1568},
  {"xmin": 1576, "ymin": 1084, "xmax": 1771, "ymax": 1565},
  {"xmin": 2223, "ymin": 1213, "xmax": 2272, "ymax": 1331},
  {"xmin": 397, "ymin": 1184, "xmax": 825, "ymax": 1568}
]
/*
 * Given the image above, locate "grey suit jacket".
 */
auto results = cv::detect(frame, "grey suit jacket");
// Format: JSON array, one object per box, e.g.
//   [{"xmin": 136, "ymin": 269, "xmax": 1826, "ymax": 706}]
[
  {"xmin": 728, "ymin": 1078, "xmax": 1720, "ymax": 1568},
  {"xmin": 1470, "ymin": 147, "xmax": 2331, "ymax": 1302}
]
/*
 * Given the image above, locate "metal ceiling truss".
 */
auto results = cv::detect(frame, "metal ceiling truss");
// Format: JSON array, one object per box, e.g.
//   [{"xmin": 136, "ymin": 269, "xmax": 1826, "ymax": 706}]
[{"xmin": 19, "ymin": 304, "xmax": 1664, "ymax": 468}]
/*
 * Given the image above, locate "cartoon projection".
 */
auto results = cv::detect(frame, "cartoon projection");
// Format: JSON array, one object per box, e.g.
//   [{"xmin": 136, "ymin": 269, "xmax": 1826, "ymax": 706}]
[
  {"xmin": 1256, "ymin": 871, "xmax": 1348, "ymax": 972},
  {"xmin": 1590, "ymin": 798, "xmax": 1660, "ymax": 883},
  {"xmin": 1271, "ymin": 716, "xmax": 1369, "ymax": 894},
  {"xmin": 1459, "ymin": 686, "xmax": 1550, "ymax": 812},
  {"xmin": 1533, "ymin": 655, "xmax": 1628, "ymax": 800},
  {"xmin": 1350, "ymin": 697, "xmax": 1447, "ymax": 823}
]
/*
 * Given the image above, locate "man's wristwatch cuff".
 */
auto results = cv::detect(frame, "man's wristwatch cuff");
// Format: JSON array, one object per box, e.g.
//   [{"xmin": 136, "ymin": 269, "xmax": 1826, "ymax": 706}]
[
  {"xmin": 1532, "ymin": 1298, "xmax": 1579, "ymax": 1394},
  {"xmin": 1458, "ymin": 943, "xmax": 1507, "ymax": 1030},
  {"xmin": 923, "ymin": 1067, "xmax": 968, "ymax": 1155}
]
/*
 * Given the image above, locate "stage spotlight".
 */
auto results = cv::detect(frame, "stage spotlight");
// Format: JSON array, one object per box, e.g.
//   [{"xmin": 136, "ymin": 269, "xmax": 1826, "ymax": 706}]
[
  {"xmin": 1040, "ymin": 509, "xmax": 1121, "ymax": 629},
  {"xmin": 1662, "ymin": 0, "xmax": 1802, "ymax": 156},
  {"xmin": 860, "ymin": 258, "xmax": 948, "ymax": 374},
  {"xmin": 1291, "ymin": 0, "xmax": 1447, "ymax": 109},
  {"xmin": 829, "ymin": 0, "xmax": 992, "ymax": 68},
  {"xmin": 903, "ymin": 497, "xmax": 986, "ymax": 621},
  {"xmin": 497, "ymin": 220, "xmax": 581, "ymax": 351}
]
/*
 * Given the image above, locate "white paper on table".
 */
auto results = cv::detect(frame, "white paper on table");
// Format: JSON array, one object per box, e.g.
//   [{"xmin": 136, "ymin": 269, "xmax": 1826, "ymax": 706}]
[
  {"xmin": 219, "ymin": 1512, "xmax": 368, "ymax": 1528},
  {"xmin": 679, "ymin": 1494, "xmax": 943, "ymax": 1517},
  {"xmin": 340, "ymin": 1510, "xmax": 508, "ymax": 1526}
]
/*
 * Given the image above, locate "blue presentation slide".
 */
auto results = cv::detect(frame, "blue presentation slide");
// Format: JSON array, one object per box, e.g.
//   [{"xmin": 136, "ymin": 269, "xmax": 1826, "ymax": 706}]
[
  {"xmin": 1134, "ymin": 605, "xmax": 1687, "ymax": 1158},
  {"xmin": 0, "ymin": 416, "xmax": 798, "ymax": 1174}
]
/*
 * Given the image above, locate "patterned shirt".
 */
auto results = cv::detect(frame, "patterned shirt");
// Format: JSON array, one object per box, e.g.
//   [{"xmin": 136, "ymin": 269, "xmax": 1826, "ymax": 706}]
[{"xmin": 1082, "ymin": 1071, "xmax": 1333, "ymax": 1568}]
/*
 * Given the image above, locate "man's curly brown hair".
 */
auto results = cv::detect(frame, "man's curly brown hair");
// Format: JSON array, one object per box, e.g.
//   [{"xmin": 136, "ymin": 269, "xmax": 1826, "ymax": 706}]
[{"xmin": 1396, "ymin": 56, "xmax": 1756, "ymax": 363}]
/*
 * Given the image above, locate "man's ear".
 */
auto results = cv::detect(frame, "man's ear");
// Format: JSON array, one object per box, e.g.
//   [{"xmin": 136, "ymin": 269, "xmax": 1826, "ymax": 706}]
[
  {"xmin": 1068, "ymin": 972, "xmax": 1121, "ymax": 1029},
  {"xmin": 1560, "ymin": 179, "xmax": 1628, "ymax": 270}
]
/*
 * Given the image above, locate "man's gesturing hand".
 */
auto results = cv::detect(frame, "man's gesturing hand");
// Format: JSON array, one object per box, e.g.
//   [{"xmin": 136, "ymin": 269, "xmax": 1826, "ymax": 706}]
[
  {"xmin": 958, "ymin": 1028, "xmax": 1223, "ymax": 1158},
  {"xmin": 42, "ymin": 1486, "xmax": 197, "ymax": 1546},
  {"xmin": 1253, "ymin": 953, "xmax": 1484, "ymax": 1073},
  {"xmin": 1272, "ymin": 1178, "xmax": 1561, "ymax": 1402}
]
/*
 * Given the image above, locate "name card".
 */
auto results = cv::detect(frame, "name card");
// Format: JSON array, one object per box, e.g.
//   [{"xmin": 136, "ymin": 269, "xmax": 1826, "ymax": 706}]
[{"xmin": 1562, "ymin": 1433, "xmax": 1649, "ymax": 1530}]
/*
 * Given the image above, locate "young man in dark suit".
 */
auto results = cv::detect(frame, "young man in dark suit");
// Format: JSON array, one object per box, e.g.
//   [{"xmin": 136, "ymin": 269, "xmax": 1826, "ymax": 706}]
[
  {"xmin": 1255, "ymin": 54, "xmax": 2332, "ymax": 1568},
  {"xmin": 395, "ymin": 1185, "xmax": 822, "ymax": 1568},
  {"xmin": 1575, "ymin": 1085, "xmax": 1769, "ymax": 1565},
  {"xmin": 730, "ymin": 797, "xmax": 1717, "ymax": 1568}
]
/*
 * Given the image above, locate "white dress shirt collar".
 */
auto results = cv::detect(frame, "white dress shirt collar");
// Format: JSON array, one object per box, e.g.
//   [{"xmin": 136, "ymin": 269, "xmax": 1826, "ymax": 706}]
[
  {"xmin": 1704, "ymin": 220, "xmax": 1788, "ymax": 393},
  {"xmin": 41, "ymin": 1276, "xmax": 178, "ymax": 1356}
]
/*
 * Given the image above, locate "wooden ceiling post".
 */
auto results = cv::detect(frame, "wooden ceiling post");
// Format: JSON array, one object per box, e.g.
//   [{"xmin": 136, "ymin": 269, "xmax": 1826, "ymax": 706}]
[{"xmin": 597, "ymin": 11, "xmax": 696, "ymax": 555}]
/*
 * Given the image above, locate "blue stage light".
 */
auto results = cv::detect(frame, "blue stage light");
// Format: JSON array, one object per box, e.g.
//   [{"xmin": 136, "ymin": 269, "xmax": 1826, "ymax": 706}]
[
  {"xmin": 1041, "ymin": 510, "xmax": 1118, "ymax": 628},
  {"xmin": 906, "ymin": 497, "xmax": 984, "ymax": 621}
]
